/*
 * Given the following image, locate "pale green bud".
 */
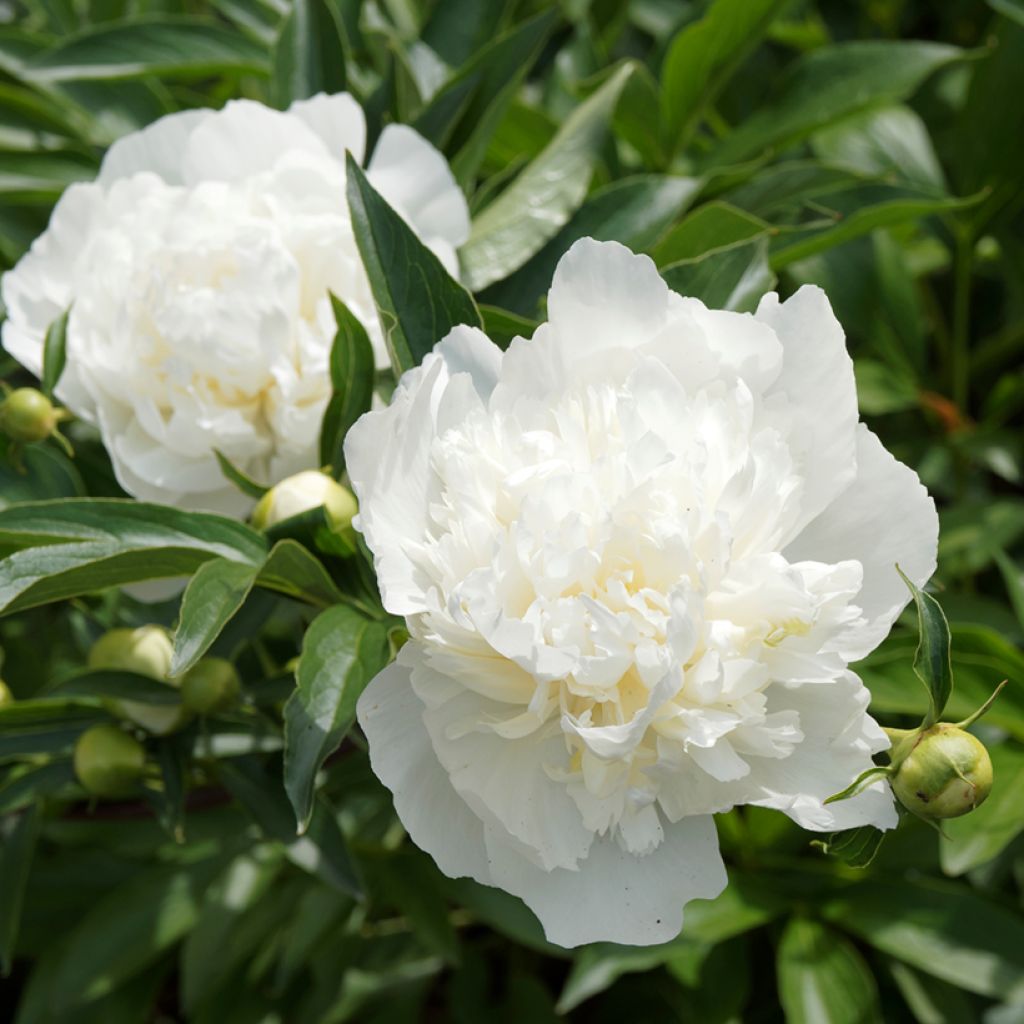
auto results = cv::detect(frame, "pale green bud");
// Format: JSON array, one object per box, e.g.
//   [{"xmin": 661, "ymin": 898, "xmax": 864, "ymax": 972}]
[
  {"xmin": 251, "ymin": 471, "xmax": 357, "ymax": 530},
  {"xmin": 891, "ymin": 724, "xmax": 993, "ymax": 819},
  {"xmin": 73, "ymin": 724, "xmax": 146, "ymax": 799},
  {"xmin": 0, "ymin": 678, "xmax": 12, "ymax": 706},
  {"xmin": 88, "ymin": 626, "xmax": 188, "ymax": 735},
  {"xmin": 181, "ymin": 658, "xmax": 241, "ymax": 715},
  {"xmin": 0, "ymin": 388, "xmax": 60, "ymax": 444}
]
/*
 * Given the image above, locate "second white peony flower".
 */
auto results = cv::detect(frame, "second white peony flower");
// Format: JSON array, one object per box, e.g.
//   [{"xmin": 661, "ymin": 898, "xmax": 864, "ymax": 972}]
[
  {"xmin": 1, "ymin": 93, "xmax": 468, "ymax": 514},
  {"xmin": 348, "ymin": 238, "xmax": 939, "ymax": 948}
]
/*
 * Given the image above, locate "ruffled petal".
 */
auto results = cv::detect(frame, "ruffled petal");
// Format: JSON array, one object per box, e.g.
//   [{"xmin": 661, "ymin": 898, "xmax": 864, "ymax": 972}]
[
  {"xmin": 484, "ymin": 814, "xmax": 727, "ymax": 948},
  {"xmin": 287, "ymin": 91, "xmax": 366, "ymax": 163},
  {"xmin": 98, "ymin": 109, "xmax": 211, "ymax": 185},
  {"xmin": 785, "ymin": 425, "xmax": 938, "ymax": 661}
]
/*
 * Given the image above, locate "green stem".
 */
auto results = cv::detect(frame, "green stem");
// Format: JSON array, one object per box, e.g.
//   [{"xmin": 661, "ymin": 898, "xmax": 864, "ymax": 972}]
[{"xmin": 951, "ymin": 225, "xmax": 974, "ymax": 415}]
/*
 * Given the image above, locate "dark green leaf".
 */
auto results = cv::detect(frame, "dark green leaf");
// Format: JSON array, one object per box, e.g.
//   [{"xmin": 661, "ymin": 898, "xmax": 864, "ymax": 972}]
[
  {"xmin": 26, "ymin": 17, "xmax": 270, "ymax": 82},
  {"xmin": 461, "ymin": 63, "xmax": 634, "ymax": 291},
  {"xmin": 814, "ymin": 826, "xmax": 887, "ymax": 869},
  {"xmin": 345, "ymin": 154, "xmax": 480, "ymax": 375},
  {"xmin": 777, "ymin": 916, "xmax": 880, "ymax": 1024},
  {"xmin": 171, "ymin": 558, "xmax": 259, "ymax": 678},
  {"xmin": 661, "ymin": 0, "xmax": 787, "ymax": 157},
  {"xmin": 0, "ymin": 804, "xmax": 40, "ymax": 976},
  {"xmin": 651, "ymin": 200, "xmax": 771, "ymax": 266},
  {"xmin": 709, "ymin": 41, "xmax": 963, "ymax": 167},
  {"xmin": 283, "ymin": 604, "xmax": 389, "ymax": 829},
  {"xmin": 822, "ymin": 878, "xmax": 1024, "ymax": 1000},
  {"xmin": 0, "ymin": 759, "xmax": 76, "ymax": 815},
  {"xmin": 49, "ymin": 669, "xmax": 180, "ymax": 705},
  {"xmin": 256, "ymin": 537, "xmax": 347, "ymax": 608},
  {"xmin": 319, "ymin": 294, "xmax": 374, "ymax": 475},
  {"xmin": 272, "ymin": 0, "xmax": 347, "ymax": 106},
  {"xmin": 661, "ymin": 236, "xmax": 776, "ymax": 312},
  {"xmin": 0, "ymin": 499, "xmax": 266, "ymax": 616},
  {"xmin": 214, "ymin": 450, "xmax": 269, "ymax": 500},
  {"xmin": 40, "ymin": 306, "xmax": 69, "ymax": 399},
  {"xmin": 898, "ymin": 568, "xmax": 954, "ymax": 727}
]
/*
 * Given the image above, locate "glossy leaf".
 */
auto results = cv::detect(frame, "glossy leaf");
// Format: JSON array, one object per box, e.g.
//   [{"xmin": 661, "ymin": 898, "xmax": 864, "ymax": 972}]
[
  {"xmin": 0, "ymin": 804, "xmax": 40, "ymax": 975},
  {"xmin": 661, "ymin": 237, "xmax": 776, "ymax": 313},
  {"xmin": 40, "ymin": 307, "xmax": 69, "ymax": 399},
  {"xmin": 272, "ymin": 0, "xmax": 347, "ymax": 105},
  {"xmin": 899, "ymin": 568, "xmax": 954, "ymax": 727},
  {"xmin": 777, "ymin": 917, "xmax": 880, "ymax": 1024},
  {"xmin": 256, "ymin": 538, "xmax": 347, "ymax": 608},
  {"xmin": 171, "ymin": 558, "xmax": 259, "ymax": 677},
  {"xmin": 345, "ymin": 154, "xmax": 480, "ymax": 375},
  {"xmin": 460, "ymin": 63, "xmax": 634, "ymax": 291},
  {"xmin": 319, "ymin": 294, "xmax": 374, "ymax": 475},
  {"xmin": 283, "ymin": 603, "xmax": 389, "ymax": 830}
]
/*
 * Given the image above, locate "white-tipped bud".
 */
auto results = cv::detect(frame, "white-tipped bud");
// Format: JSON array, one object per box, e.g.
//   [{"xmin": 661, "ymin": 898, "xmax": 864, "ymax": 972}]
[{"xmin": 251, "ymin": 471, "xmax": 357, "ymax": 530}]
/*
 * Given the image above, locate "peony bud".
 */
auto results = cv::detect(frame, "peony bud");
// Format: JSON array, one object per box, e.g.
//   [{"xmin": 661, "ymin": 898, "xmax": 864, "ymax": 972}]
[
  {"xmin": 0, "ymin": 387, "xmax": 61, "ymax": 443},
  {"xmin": 88, "ymin": 626, "xmax": 189, "ymax": 735},
  {"xmin": 0, "ymin": 678, "xmax": 12, "ymax": 706},
  {"xmin": 73, "ymin": 723, "xmax": 147, "ymax": 798},
  {"xmin": 181, "ymin": 658, "xmax": 241, "ymax": 715},
  {"xmin": 890, "ymin": 724, "xmax": 993, "ymax": 819},
  {"xmin": 251, "ymin": 470, "xmax": 358, "ymax": 530}
]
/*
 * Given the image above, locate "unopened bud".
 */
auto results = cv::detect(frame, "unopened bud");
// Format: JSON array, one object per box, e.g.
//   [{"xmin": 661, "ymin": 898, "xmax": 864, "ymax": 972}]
[
  {"xmin": 890, "ymin": 724, "xmax": 993, "ymax": 819},
  {"xmin": 88, "ymin": 626, "xmax": 188, "ymax": 735},
  {"xmin": 0, "ymin": 679, "xmax": 12, "ymax": 706},
  {"xmin": 181, "ymin": 658, "xmax": 241, "ymax": 715},
  {"xmin": 73, "ymin": 723, "xmax": 146, "ymax": 798},
  {"xmin": 0, "ymin": 388, "xmax": 61, "ymax": 443},
  {"xmin": 252, "ymin": 471, "xmax": 357, "ymax": 530}
]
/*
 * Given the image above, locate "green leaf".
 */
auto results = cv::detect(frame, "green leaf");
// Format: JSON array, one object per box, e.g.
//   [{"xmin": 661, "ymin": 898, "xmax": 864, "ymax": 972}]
[
  {"xmin": 150, "ymin": 733, "xmax": 189, "ymax": 843},
  {"xmin": 272, "ymin": 0, "xmax": 347, "ymax": 106},
  {"xmin": 478, "ymin": 304, "xmax": 538, "ymax": 349},
  {"xmin": 460, "ymin": 62, "xmax": 634, "ymax": 291},
  {"xmin": 776, "ymin": 916, "xmax": 880, "ymax": 1024},
  {"xmin": 25, "ymin": 17, "xmax": 271, "ymax": 82},
  {"xmin": 887, "ymin": 960, "xmax": 976, "ymax": 1024},
  {"xmin": 219, "ymin": 756, "xmax": 362, "ymax": 896},
  {"xmin": 940, "ymin": 743, "xmax": 1024, "ymax": 876},
  {"xmin": 813, "ymin": 826, "xmax": 887, "ymax": 869},
  {"xmin": 898, "ymin": 568, "xmax": 954, "ymax": 727},
  {"xmin": 0, "ymin": 804, "xmax": 39, "ymax": 976},
  {"xmin": 283, "ymin": 604, "xmax": 389, "ymax": 830},
  {"xmin": 171, "ymin": 558, "xmax": 259, "ymax": 678},
  {"xmin": 0, "ymin": 499, "xmax": 266, "ymax": 616},
  {"xmin": 661, "ymin": 0, "xmax": 787, "ymax": 157},
  {"xmin": 46, "ymin": 860, "xmax": 225, "ymax": 1010},
  {"xmin": 651, "ymin": 200, "xmax": 771, "ymax": 266},
  {"xmin": 822, "ymin": 878, "xmax": 1024, "ymax": 1000},
  {"xmin": 214, "ymin": 449, "xmax": 269, "ymax": 500},
  {"xmin": 0, "ymin": 445, "xmax": 84, "ymax": 508},
  {"xmin": 345, "ymin": 154, "xmax": 480, "ymax": 375},
  {"xmin": 40, "ymin": 306, "xmax": 69, "ymax": 399},
  {"xmin": 0, "ymin": 759, "xmax": 76, "ymax": 815},
  {"xmin": 994, "ymin": 548, "xmax": 1024, "ymax": 633},
  {"xmin": 319, "ymin": 295, "xmax": 374, "ymax": 475},
  {"xmin": 661, "ymin": 236, "xmax": 776, "ymax": 313},
  {"xmin": 709, "ymin": 41, "xmax": 963, "ymax": 168},
  {"xmin": 482, "ymin": 175, "xmax": 702, "ymax": 316},
  {"xmin": 49, "ymin": 669, "xmax": 180, "ymax": 704},
  {"xmin": 256, "ymin": 537, "xmax": 347, "ymax": 608}
]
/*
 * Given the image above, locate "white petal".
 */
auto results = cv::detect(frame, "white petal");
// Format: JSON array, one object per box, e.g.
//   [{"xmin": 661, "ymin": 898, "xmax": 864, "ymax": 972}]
[
  {"xmin": 748, "ymin": 671, "xmax": 898, "ymax": 831},
  {"xmin": 287, "ymin": 91, "xmax": 366, "ymax": 163},
  {"xmin": 98, "ymin": 109, "xmax": 210, "ymax": 186},
  {"xmin": 757, "ymin": 285, "xmax": 859, "ymax": 534},
  {"xmin": 484, "ymin": 815, "xmax": 727, "ymax": 948},
  {"xmin": 409, "ymin": 650, "xmax": 593, "ymax": 873},
  {"xmin": 181, "ymin": 99, "xmax": 329, "ymax": 183},
  {"xmin": 367, "ymin": 124, "xmax": 470, "ymax": 269},
  {"xmin": 344, "ymin": 357, "xmax": 447, "ymax": 615},
  {"xmin": 436, "ymin": 325, "xmax": 503, "ymax": 403},
  {"xmin": 785, "ymin": 425, "xmax": 938, "ymax": 661},
  {"xmin": 356, "ymin": 660, "xmax": 492, "ymax": 883}
]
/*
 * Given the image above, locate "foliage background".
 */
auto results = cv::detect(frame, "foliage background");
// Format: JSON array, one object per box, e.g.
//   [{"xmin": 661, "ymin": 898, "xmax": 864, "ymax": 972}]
[{"xmin": 1, "ymin": 0, "xmax": 1024, "ymax": 1020}]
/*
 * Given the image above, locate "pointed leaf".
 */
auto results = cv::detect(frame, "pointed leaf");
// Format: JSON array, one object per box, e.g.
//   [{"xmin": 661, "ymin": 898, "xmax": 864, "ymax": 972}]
[
  {"xmin": 345, "ymin": 154, "xmax": 480, "ymax": 375},
  {"xmin": 0, "ymin": 804, "xmax": 40, "ymax": 976},
  {"xmin": 899, "ymin": 568, "xmax": 953, "ymax": 726},
  {"xmin": 41, "ymin": 307, "xmax": 69, "ymax": 399},
  {"xmin": 272, "ymin": 0, "xmax": 347, "ymax": 105}
]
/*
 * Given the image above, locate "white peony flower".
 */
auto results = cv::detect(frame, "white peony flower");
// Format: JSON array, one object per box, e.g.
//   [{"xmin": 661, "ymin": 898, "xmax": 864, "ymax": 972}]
[
  {"xmin": 1, "ymin": 94, "xmax": 469, "ymax": 515},
  {"xmin": 348, "ymin": 238, "xmax": 938, "ymax": 948}
]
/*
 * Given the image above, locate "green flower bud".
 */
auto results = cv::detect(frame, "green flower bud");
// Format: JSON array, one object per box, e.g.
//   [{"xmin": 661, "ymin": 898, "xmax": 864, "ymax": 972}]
[
  {"xmin": 890, "ymin": 724, "xmax": 993, "ymax": 819},
  {"xmin": 0, "ymin": 678, "xmax": 12, "ymax": 706},
  {"xmin": 0, "ymin": 388, "xmax": 60, "ymax": 443},
  {"xmin": 252, "ymin": 470, "xmax": 357, "ymax": 530},
  {"xmin": 73, "ymin": 724, "xmax": 146, "ymax": 798},
  {"xmin": 88, "ymin": 626, "xmax": 189, "ymax": 735},
  {"xmin": 181, "ymin": 658, "xmax": 241, "ymax": 715}
]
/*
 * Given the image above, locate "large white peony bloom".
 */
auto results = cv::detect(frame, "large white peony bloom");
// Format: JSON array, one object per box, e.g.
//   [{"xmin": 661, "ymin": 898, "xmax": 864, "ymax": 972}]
[
  {"xmin": 348, "ymin": 238, "xmax": 938, "ymax": 948},
  {"xmin": 1, "ymin": 94, "xmax": 469, "ymax": 514}
]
